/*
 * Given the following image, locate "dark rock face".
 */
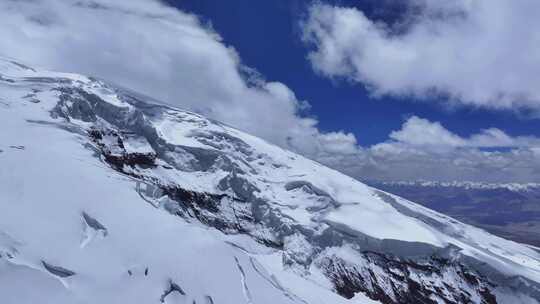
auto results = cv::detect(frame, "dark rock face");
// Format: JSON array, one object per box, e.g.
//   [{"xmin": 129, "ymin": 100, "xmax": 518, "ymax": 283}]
[
  {"xmin": 88, "ymin": 128, "xmax": 156, "ymax": 170},
  {"xmin": 317, "ymin": 253, "xmax": 497, "ymax": 304},
  {"xmin": 160, "ymin": 184, "xmax": 285, "ymax": 249}
]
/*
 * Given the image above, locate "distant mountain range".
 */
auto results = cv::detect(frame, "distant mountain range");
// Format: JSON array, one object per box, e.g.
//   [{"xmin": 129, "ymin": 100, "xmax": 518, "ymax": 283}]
[
  {"xmin": 371, "ymin": 180, "xmax": 540, "ymax": 192},
  {"xmin": 367, "ymin": 180, "xmax": 540, "ymax": 248}
]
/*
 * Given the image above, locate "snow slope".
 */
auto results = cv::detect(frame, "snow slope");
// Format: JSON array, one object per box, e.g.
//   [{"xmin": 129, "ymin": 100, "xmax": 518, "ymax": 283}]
[{"xmin": 0, "ymin": 57, "xmax": 539, "ymax": 303}]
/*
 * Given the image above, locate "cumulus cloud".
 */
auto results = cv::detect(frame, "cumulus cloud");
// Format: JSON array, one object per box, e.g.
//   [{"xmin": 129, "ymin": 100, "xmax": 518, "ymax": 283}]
[
  {"xmin": 387, "ymin": 116, "xmax": 540, "ymax": 149},
  {"xmin": 388, "ymin": 117, "xmax": 466, "ymax": 148},
  {"xmin": 0, "ymin": 0, "xmax": 341, "ymax": 157},
  {"xmin": 3, "ymin": 0, "xmax": 540, "ymax": 183},
  {"xmin": 302, "ymin": 1, "xmax": 540, "ymax": 109},
  {"xmin": 322, "ymin": 116, "xmax": 540, "ymax": 183}
]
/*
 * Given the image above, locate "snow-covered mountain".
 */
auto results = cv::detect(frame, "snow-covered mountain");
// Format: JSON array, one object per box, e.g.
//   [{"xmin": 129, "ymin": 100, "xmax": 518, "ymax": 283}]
[
  {"xmin": 370, "ymin": 180, "xmax": 540, "ymax": 193},
  {"xmin": 367, "ymin": 180, "xmax": 540, "ymax": 250},
  {"xmin": 1, "ymin": 57, "xmax": 539, "ymax": 304}
]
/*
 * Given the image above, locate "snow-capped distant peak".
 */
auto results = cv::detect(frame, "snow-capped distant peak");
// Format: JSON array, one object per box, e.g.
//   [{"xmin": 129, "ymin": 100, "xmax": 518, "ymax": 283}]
[{"xmin": 372, "ymin": 180, "xmax": 540, "ymax": 192}]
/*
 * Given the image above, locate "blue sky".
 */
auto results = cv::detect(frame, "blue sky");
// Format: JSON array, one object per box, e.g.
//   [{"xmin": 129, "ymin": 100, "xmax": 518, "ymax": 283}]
[
  {"xmin": 4, "ymin": 0, "xmax": 540, "ymax": 182},
  {"xmin": 173, "ymin": 0, "xmax": 540, "ymax": 146}
]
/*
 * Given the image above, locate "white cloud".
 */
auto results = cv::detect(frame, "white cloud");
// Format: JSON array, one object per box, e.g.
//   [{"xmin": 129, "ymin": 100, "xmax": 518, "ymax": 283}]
[
  {"xmin": 341, "ymin": 116, "xmax": 540, "ymax": 183},
  {"xmin": 302, "ymin": 1, "xmax": 540, "ymax": 109},
  {"xmin": 389, "ymin": 116, "xmax": 465, "ymax": 148},
  {"xmin": 4, "ymin": 0, "xmax": 540, "ymax": 183},
  {"xmin": 0, "ymin": 0, "xmax": 341, "ymax": 157},
  {"xmin": 386, "ymin": 116, "xmax": 540, "ymax": 149}
]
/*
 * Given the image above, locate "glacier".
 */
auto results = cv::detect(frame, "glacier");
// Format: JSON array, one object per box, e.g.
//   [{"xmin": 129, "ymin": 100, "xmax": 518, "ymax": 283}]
[{"xmin": 0, "ymin": 57, "xmax": 539, "ymax": 303}]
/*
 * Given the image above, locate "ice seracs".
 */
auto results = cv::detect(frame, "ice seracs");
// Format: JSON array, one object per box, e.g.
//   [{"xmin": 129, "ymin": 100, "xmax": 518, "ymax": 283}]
[{"xmin": 0, "ymin": 56, "xmax": 539, "ymax": 303}]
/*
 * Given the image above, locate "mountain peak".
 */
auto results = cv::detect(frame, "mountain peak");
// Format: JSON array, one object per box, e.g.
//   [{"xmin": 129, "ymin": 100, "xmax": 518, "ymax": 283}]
[{"xmin": 1, "ymin": 58, "xmax": 539, "ymax": 303}]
